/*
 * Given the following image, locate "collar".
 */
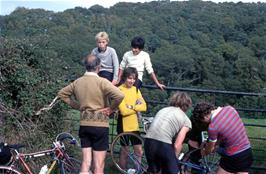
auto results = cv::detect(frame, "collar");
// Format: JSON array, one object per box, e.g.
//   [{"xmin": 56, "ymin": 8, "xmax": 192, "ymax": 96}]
[
  {"xmin": 84, "ymin": 71, "xmax": 99, "ymax": 77},
  {"xmin": 211, "ymin": 107, "xmax": 222, "ymax": 120}
]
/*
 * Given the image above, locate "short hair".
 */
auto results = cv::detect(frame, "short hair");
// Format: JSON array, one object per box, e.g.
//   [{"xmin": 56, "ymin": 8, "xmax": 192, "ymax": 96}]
[
  {"xmin": 169, "ymin": 92, "xmax": 192, "ymax": 112},
  {"xmin": 121, "ymin": 67, "xmax": 138, "ymax": 83},
  {"xmin": 84, "ymin": 53, "xmax": 101, "ymax": 72},
  {"xmin": 192, "ymin": 102, "xmax": 216, "ymax": 123},
  {"xmin": 131, "ymin": 36, "xmax": 145, "ymax": 49},
  {"xmin": 95, "ymin": 31, "xmax": 109, "ymax": 42}
]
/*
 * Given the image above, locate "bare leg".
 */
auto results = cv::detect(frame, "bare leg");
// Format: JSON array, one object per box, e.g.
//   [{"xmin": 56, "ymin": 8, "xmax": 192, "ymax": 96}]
[
  {"xmin": 216, "ymin": 166, "xmax": 233, "ymax": 174},
  {"xmin": 80, "ymin": 147, "xmax": 92, "ymax": 173},
  {"xmin": 133, "ymin": 144, "xmax": 143, "ymax": 166},
  {"xmin": 93, "ymin": 150, "xmax": 107, "ymax": 174},
  {"xmin": 119, "ymin": 146, "xmax": 129, "ymax": 170}
]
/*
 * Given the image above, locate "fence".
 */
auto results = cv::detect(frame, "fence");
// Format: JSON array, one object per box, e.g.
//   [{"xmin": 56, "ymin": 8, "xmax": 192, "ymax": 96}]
[
  {"xmin": 66, "ymin": 84, "xmax": 266, "ymax": 173},
  {"xmin": 139, "ymin": 84, "xmax": 266, "ymax": 172}
]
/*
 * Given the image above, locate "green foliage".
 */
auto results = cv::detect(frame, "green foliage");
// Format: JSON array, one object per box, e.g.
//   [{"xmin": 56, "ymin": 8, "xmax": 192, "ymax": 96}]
[{"xmin": 0, "ymin": 1, "xmax": 266, "ymax": 163}]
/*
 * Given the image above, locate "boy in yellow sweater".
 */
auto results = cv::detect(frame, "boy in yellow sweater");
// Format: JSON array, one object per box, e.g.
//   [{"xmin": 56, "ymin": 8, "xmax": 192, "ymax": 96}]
[{"xmin": 117, "ymin": 67, "xmax": 147, "ymax": 170}]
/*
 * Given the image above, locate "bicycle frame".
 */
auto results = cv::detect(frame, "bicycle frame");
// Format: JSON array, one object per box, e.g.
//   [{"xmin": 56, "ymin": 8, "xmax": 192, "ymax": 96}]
[
  {"xmin": 10, "ymin": 142, "xmax": 66, "ymax": 174},
  {"xmin": 7, "ymin": 132, "xmax": 79, "ymax": 174},
  {"xmin": 127, "ymin": 151, "xmax": 146, "ymax": 174},
  {"xmin": 179, "ymin": 160, "xmax": 209, "ymax": 174}
]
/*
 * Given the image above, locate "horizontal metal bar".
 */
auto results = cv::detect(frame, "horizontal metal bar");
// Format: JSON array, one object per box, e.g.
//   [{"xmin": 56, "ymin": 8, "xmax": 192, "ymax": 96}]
[
  {"xmin": 251, "ymin": 166, "xmax": 266, "ymax": 170},
  {"xmin": 245, "ymin": 124, "xmax": 266, "ymax": 128},
  {"xmin": 142, "ymin": 84, "xmax": 266, "ymax": 97},
  {"xmin": 146, "ymin": 100, "xmax": 266, "ymax": 113}
]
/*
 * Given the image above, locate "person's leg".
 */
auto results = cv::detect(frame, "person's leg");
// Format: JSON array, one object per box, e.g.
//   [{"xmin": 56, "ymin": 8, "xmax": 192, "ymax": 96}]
[
  {"xmin": 80, "ymin": 147, "xmax": 92, "ymax": 173},
  {"xmin": 98, "ymin": 71, "xmax": 113, "ymax": 82},
  {"xmin": 92, "ymin": 150, "xmax": 107, "ymax": 174},
  {"xmin": 133, "ymin": 144, "xmax": 143, "ymax": 167},
  {"xmin": 216, "ymin": 166, "xmax": 233, "ymax": 174},
  {"xmin": 158, "ymin": 143, "xmax": 178, "ymax": 174},
  {"xmin": 119, "ymin": 146, "xmax": 129, "ymax": 170},
  {"xmin": 91, "ymin": 127, "xmax": 109, "ymax": 174},
  {"xmin": 144, "ymin": 139, "xmax": 161, "ymax": 174},
  {"xmin": 79, "ymin": 126, "xmax": 93, "ymax": 173}
]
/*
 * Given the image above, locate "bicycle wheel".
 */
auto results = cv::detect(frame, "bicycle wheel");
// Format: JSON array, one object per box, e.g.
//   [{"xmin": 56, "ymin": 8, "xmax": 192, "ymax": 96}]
[
  {"xmin": 179, "ymin": 148, "xmax": 220, "ymax": 174},
  {"xmin": 179, "ymin": 148, "xmax": 204, "ymax": 174},
  {"xmin": 0, "ymin": 166, "xmax": 21, "ymax": 174},
  {"xmin": 201, "ymin": 151, "xmax": 220, "ymax": 174},
  {"xmin": 61, "ymin": 157, "xmax": 81, "ymax": 174},
  {"xmin": 110, "ymin": 132, "xmax": 147, "ymax": 174}
]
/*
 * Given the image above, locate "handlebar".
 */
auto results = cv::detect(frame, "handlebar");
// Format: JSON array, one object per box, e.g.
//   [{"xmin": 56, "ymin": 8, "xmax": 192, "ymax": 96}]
[{"xmin": 55, "ymin": 132, "xmax": 79, "ymax": 146}]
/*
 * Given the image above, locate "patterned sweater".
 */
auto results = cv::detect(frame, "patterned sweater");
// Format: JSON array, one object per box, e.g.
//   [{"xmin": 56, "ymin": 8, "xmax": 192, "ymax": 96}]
[{"xmin": 58, "ymin": 72, "xmax": 124, "ymax": 127}]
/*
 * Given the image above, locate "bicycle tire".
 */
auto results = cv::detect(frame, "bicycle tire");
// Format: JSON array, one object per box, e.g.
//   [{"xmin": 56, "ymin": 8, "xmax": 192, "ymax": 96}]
[
  {"xmin": 0, "ymin": 166, "xmax": 22, "ymax": 174},
  {"xmin": 61, "ymin": 157, "xmax": 81, "ymax": 174},
  {"xmin": 179, "ymin": 148, "xmax": 203, "ymax": 174},
  {"xmin": 110, "ymin": 132, "xmax": 147, "ymax": 174},
  {"xmin": 179, "ymin": 148, "xmax": 220, "ymax": 174}
]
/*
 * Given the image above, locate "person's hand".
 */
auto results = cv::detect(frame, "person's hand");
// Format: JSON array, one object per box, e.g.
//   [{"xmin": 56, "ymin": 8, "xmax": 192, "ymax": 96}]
[
  {"xmin": 126, "ymin": 104, "xmax": 134, "ymax": 109},
  {"xmin": 157, "ymin": 83, "xmax": 166, "ymax": 91},
  {"xmin": 112, "ymin": 79, "xmax": 118, "ymax": 86},
  {"xmin": 201, "ymin": 148, "xmax": 207, "ymax": 156},
  {"xmin": 136, "ymin": 99, "xmax": 142, "ymax": 105},
  {"xmin": 98, "ymin": 107, "xmax": 113, "ymax": 116}
]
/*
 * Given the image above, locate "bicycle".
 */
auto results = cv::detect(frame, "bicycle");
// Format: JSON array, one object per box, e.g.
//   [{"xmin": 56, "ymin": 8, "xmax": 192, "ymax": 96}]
[
  {"xmin": 0, "ymin": 132, "xmax": 81, "ymax": 174},
  {"xmin": 178, "ymin": 146, "xmax": 220, "ymax": 174},
  {"xmin": 110, "ymin": 117, "xmax": 153, "ymax": 174}
]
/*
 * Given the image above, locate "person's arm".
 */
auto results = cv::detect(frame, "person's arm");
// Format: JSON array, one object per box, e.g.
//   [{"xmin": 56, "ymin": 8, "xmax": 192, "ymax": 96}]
[
  {"xmin": 118, "ymin": 99, "xmax": 137, "ymax": 116},
  {"xmin": 57, "ymin": 83, "xmax": 80, "ymax": 110},
  {"xmin": 144, "ymin": 53, "xmax": 165, "ymax": 90},
  {"xmin": 103, "ymin": 81, "xmax": 124, "ymax": 112},
  {"xmin": 111, "ymin": 48, "xmax": 119, "ymax": 85},
  {"xmin": 117, "ymin": 68, "xmax": 124, "ymax": 85},
  {"xmin": 134, "ymin": 90, "xmax": 147, "ymax": 112},
  {"xmin": 118, "ymin": 53, "xmax": 127, "ymax": 84},
  {"xmin": 201, "ymin": 127, "xmax": 217, "ymax": 156},
  {"xmin": 201, "ymin": 141, "xmax": 216, "ymax": 156},
  {"xmin": 174, "ymin": 126, "xmax": 190, "ymax": 156},
  {"xmin": 150, "ymin": 72, "xmax": 166, "ymax": 90}
]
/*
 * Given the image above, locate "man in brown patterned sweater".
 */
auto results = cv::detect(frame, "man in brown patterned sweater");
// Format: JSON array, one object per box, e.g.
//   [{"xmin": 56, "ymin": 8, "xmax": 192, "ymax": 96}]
[{"xmin": 58, "ymin": 54, "xmax": 124, "ymax": 174}]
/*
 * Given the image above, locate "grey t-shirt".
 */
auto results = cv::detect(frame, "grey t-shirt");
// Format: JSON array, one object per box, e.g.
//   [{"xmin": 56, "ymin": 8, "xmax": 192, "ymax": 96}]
[{"xmin": 145, "ymin": 106, "xmax": 192, "ymax": 144}]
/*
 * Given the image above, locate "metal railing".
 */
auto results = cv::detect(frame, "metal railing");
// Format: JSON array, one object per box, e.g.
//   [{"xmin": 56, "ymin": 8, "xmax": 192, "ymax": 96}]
[{"xmin": 140, "ymin": 84, "xmax": 266, "ymax": 173}]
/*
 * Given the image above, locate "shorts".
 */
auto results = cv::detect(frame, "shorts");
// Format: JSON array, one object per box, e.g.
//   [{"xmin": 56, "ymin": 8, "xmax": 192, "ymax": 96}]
[
  {"xmin": 78, "ymin": 126, "xmax": 109, "ymax": 151},
  {"xmin": 120, "ymin": 132, "xmax": 142, "ymax": 146},
  {"xmin": 220, "ymin": 148, "xmax": 253, "ymax": 173},
  {"xmin": 144, "ymin": 138, "xmax": 178, "ymax": 174},
  {"xmin": 98, "ymin": 71, "xmax": 113, "ymax": 82}
]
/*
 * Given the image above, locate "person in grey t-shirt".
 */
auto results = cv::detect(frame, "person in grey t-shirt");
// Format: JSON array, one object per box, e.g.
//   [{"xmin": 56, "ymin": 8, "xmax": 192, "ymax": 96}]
[
  {"xmin": 144, "ymin": 92, "xmax": 192, "ymax": 174},
  {"xmin": 91, "ymin": 31, "xmax": 119, "ymax": 85}
]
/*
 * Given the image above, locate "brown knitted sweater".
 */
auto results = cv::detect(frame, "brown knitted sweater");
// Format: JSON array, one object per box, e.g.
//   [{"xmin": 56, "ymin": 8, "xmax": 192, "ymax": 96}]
[{"xmin": 58, "ymin": 72, "xmax": 124, "ymax": 127}]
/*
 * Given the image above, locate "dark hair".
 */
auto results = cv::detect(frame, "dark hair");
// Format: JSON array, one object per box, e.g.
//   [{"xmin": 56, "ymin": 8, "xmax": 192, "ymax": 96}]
[
  {"xmin": 131, "ymin": 36, "xmax": 145, "ymax": 49},
  {"xmin": 84, "ymin": 53, "xmax": 101, "ymax": 72},
  {"xmin": 169, "ymin": 92, "xmax": 192, "ymax": 112},
  {"xmin": 192, "ymin": 102, "xmax": 216, "ymax": 123},
  {"xmin": 121, "ymin": 67, "xmax": 138, "ymax": 83}
]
